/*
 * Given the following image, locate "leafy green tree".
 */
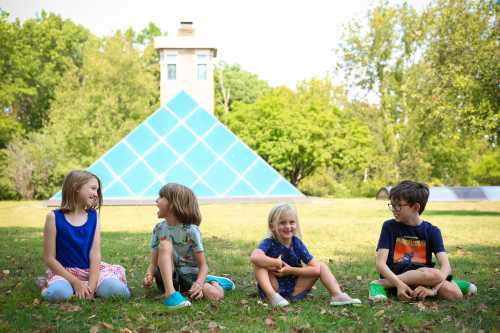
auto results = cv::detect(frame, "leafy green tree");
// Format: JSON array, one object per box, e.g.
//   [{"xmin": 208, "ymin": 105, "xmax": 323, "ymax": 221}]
[
  {"xmin": 225, "ymin": 78, "xmax": 372, "ymax": 186},
  {"xmin": 214, "ymin": 62, "xmax": 270, "ymax": 116},
  {"xmin": 1, "ymin": 11, "xmax": 90, "ymax": 131},
  {"xmin": 3, "ymin": 32, "xmax": 159, "ymax": 198}
]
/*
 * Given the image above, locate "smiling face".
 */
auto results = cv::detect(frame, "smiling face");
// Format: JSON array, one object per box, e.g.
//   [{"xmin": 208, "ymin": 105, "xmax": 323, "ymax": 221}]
[
  {"xmin": 271, "ymin": 210, "xmax": 298, "ymax": 244},
  {"xmin": 78, "ymin": 177, "xmax": 99, "ymax": 209}
]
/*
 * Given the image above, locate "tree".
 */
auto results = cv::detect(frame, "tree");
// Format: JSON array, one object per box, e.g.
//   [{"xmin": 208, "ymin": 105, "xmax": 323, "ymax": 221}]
[
  {"xmin": 3, "ymin": 32, "xmax": 159, "ymax": 198},
  {"xmin": 0, "ymin": 11, "xmax": 90, "ymax": 131},
  {"xmin": 224, "ymin": 78, "xmax": 372, "ymax": 186},
  {"xmin": 337, "ymin": 0, "xmax": 498, "ymax": 186},
  {"xmin": 214, "ymin": 63, "xmax": 270, "ymax": 116}
]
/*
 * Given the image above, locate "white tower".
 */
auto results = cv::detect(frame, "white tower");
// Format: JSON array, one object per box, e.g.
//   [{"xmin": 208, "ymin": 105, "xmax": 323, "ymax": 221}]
[{"xmin": 155, "ymin": 22, "xmax": 217, "ymax": 114}]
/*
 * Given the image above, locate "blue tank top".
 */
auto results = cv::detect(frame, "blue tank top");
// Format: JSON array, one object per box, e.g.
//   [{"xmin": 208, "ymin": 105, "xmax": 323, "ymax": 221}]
[{"xmin": 54, "ymin": 209, "xmax": 97, "ymax": 269}]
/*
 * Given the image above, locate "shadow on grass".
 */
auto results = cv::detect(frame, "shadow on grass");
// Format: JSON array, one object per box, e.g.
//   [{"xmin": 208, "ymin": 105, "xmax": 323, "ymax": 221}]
[
  {"xmin": 425, "ymin": 210, "xmax": 500, "ymax": 217},
  {"xmin": 0, "ymin": 227, "xmax": 499, "ymax": 333}
]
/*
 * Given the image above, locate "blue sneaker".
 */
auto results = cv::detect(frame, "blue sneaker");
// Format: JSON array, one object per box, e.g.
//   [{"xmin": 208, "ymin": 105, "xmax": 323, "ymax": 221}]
[
  {"xmin": 163, "ymin": 291, "xmax": 191, "ymax": 310},
  {"xmin": 206, "ymin": 275, "xmax": 236, "ymax": 291}
]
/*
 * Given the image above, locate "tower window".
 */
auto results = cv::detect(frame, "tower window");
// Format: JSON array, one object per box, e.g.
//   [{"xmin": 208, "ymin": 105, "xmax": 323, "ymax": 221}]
[
  {"xmin": 197, "ymin": 64, "xmax": 207, "ymax": 80},
  {"xmin": 167, "ymin": 64, "xmax": 176, "ymax": 80}
]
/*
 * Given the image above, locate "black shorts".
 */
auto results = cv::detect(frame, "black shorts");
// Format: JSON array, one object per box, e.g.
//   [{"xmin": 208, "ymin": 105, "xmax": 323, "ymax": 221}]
[{"xmin": 154, "ymin": 267, "xmax": 198, "ymax": 293}]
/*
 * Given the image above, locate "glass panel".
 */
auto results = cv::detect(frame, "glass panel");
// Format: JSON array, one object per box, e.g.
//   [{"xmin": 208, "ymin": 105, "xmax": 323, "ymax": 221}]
[
  {"xmin": 167, "ymin": 64, "xmax": 176, "ymax": 80},
  {"xmin": 197, "ymin": 64, "xmax": 207, "ymax": 80}
]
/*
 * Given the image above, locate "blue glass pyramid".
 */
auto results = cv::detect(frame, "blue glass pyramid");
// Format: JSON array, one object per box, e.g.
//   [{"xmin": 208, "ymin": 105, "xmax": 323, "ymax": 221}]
[{"xmin": 49, "ymin": 91, "xmax": 304, "ymax": 204}]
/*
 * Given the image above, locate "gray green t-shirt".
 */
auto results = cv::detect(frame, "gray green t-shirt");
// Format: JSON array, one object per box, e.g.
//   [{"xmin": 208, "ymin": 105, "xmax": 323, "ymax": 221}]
[{"xmin": 150, "ymin": 221, "xmax": 204, "ymax": 274}]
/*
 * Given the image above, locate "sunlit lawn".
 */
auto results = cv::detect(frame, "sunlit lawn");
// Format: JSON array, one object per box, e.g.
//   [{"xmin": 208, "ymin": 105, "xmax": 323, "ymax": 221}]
[{"xmin": 0, "ymin": 198, "xmax": 499, "ymax": 332}]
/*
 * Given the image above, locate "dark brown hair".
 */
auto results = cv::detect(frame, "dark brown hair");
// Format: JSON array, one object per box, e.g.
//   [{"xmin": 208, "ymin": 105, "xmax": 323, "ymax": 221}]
[
  {"xmin": 389, "ymin": 180, "xmax": 429, "ymax": 214},
  {"xmin": 60, "ymin": 170, "xmax": 102, "ymax": 213},
  {"xmin": 159, "ymin": 183, "xmax": 201, "ymax": 226}
]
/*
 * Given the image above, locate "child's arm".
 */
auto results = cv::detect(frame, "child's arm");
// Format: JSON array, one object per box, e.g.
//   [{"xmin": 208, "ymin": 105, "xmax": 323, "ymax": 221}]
[
  {"xmin": 87, "ymin": 216, "xmax": 102, "ymax": 297},
  {"xmin": 143, "ymin": 249, "xmax": 158, "ymax": 288},
  {"xmin": 250, "ymin": 249, "xmax": 282, "ymax": 271},
  {"xmin": 43, "ymin": 212, "xmax": 92, "ymax": 299},
  {"xmin": 435, "ymin": 252, "xmax": 451, "ymax": 279},
  {"xmin": 375, "ymin": 249, "xmax": 413, "ymax": 300},
  {"xmin": 190, "ymin": 251, "xmax": 209, "ymax": 299},
  {"xmin": 274, "ymin": 258, "xmax": 320, "ymax": 278}
]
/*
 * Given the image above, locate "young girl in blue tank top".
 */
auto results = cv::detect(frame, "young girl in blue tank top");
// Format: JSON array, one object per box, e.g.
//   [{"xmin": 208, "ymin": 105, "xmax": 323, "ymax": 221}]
[{"xmin": 38, "ymin": 170, "xmax": 130, "ymax": 302}]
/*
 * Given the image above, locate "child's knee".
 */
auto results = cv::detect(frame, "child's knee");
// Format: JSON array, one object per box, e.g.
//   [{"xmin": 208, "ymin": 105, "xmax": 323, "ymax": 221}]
[
  {"xmin": 439, "ymin": 281, "xmax": 463, "ymax": 301},
  {"xmin": 42, "ymin": 280, "xmax": 73, "ymax": 302},
  {"xmin": 318, "ymin": 262, "xmax": 329, "ymax": 276},
  {"xmin": 96, "ymin": 278, "xmax": 130, "ymax": 299},
  {"xmin": 419, "ymin": 268, "xmax": 443, "ymax": 285}
]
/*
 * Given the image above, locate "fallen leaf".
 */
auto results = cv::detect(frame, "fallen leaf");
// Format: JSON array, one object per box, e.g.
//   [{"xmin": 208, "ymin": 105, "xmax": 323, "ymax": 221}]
[
  {"xmin": 101, "ymin": 322, "xmax": 113, "ymax": 329},
  {"xmin": 240, "ymin": 299, "xmax": 248, "ymax": 305},
  {"xmin": 59, "ymin": 303, "xmax": 81, "ymax": 312},
  {"xmin": 2, "ymin": 270, "xmax": 9, "ymax": 275},
  {"xmin": 416, "ymin": 302, "xmax": 426, "ymax": 311},
  {"xmin": 320, "ymin": 308, "xmax": 327, "ymax": 315},
  {"xmin": 374, "ymin": 309, "xmax": 385, "ymax": 317},
  {"xmin": 207, "ymin": 321, "xmax": 223, "ymax": 333},
  {"xmin": 180, "ymin": 326, "xmax": 192, "ymax": 333},
  {"xmin": 265, "ymin": 316, "xmax": 276, "ymax": 328},
  {"xmin": 33, "ymin": 298, "xmax": 40, "ymax": 306},
  {"xmin": 356, "ymin": 275, "xmax": 362, "ymax": 281},
  {"xmin": 137, "ymin": 313, "xmax": 146, "ymax": 322},
  {"xmin": 478, "ymin": 303, "xmax": 488, "ymax": 312},
  {"xmin": 90, "ymin": 325, "xmax": 100, "ymax": 333},
  {"xmin": 120, "ymin": 329, "xmax": 135, "ymax": 333},
  {"xmin": 291, "ymin": 324, "xmax": 311, "ymax": 332}
]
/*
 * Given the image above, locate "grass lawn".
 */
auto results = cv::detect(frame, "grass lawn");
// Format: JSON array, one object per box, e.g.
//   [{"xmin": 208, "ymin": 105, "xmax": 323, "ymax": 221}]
[{"xmin": 0, "ymin": 198, "xmax": 499, "ymax": 332}]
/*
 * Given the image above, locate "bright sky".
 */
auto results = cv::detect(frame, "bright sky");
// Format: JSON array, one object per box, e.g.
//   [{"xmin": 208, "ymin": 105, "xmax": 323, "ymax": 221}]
[{"xmin": 2, "ymin": 0, "xmax": 429, "ymax": 89}]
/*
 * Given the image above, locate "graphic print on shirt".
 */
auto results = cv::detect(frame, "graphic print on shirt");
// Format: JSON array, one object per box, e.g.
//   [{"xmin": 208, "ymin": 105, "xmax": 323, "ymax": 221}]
[{"xmin": 393, "ymin": 236, "xmax": 426, "ymax": 264}]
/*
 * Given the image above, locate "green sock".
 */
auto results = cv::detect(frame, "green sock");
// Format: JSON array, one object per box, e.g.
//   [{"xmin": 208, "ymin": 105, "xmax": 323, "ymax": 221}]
[
  {"xmin": 369, "ymin": 282, "xmax": 387, "ymax": 298},
  {"xmin": 452, "ymin": 279, "xmax": 471, "ymax": 295}
]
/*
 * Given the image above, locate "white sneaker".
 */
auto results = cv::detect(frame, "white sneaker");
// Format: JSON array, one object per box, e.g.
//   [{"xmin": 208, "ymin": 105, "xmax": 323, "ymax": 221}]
[
  {"xmin": 330, "ymin": 292, "xmax": 362, "ymax": 306},
  {"xmin": 270, "ymin": 293, "xmax": 289, "ymax": 307}
]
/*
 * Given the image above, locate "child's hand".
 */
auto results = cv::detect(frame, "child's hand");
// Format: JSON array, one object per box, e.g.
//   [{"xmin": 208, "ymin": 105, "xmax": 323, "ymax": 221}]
[
  {"xmin": 272, "ymin": 262, "xmax": 291, "ymax": 278},
  {"xmin": 396, "ymin": 282, "xmax": 413, "ymax": 301},
  {"xmin": 273, "ymin": 255, "xmax": 284, "ymax": 271},
  {"xmin": 143, "ymin": 273, "xmax": 153, "ymax": 288},
  {"xmin": 72, "ymin": 279, "xmax": 92, "ymax": 299},
  {"xmin": 189, "ymin": 281, "xmax": 203, "ymax": 299},
  {"xmin": 413, "ymin": 286, "xmax": 434, "ymax": 299}
]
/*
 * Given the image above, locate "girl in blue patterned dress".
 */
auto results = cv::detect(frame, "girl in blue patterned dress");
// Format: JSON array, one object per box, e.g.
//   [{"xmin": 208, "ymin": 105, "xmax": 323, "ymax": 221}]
[{"xmin": 250, "ymin": 203, "xmax": 361, "ymax": 307}]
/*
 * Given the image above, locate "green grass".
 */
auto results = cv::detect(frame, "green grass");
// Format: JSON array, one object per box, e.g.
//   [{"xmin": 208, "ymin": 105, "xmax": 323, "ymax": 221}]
[{"xmin": 0, "ymin": 198, "xmax": 499, "ymax": 332}]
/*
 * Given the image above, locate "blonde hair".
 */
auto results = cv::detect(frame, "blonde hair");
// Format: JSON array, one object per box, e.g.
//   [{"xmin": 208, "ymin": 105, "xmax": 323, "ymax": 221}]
[
  {"xmin": 60, "ymin": 170, "xmax": 102, "ymax": 213},
  {"xmin": 267, "ymin": 203, "xmax": 302, "ymax": 240},
  {"xmin": 159, "ymin": 183, "xmax": 201, "ymax": 226}
]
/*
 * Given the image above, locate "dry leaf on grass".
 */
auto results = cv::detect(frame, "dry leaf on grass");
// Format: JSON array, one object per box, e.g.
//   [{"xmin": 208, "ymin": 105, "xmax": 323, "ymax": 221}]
[
  {"xmin": 265, "ymin": 316, "xmax": 276, "ymax": 328},
  {"xmin": 89, "ymin": 325, "xmax": 100, "ymax": 333},
  {"xmin": 207, "ymin": 321, "xmax": 224, "ymax": 333},
  {"xmin": 290, "ymin": 324, "xmax": 312, "ymax": 333},
  {"xmin": 59, "ymin": 303, "xmax": 81, "ymax": 312}
]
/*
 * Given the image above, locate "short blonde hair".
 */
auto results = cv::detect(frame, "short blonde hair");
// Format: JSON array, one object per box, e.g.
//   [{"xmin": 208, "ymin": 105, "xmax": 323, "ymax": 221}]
[
  {"xmin": 60, "ymin": 170, "xmax": 102, "ymax": 213},
  {"xmin": 267, "ymin": 203, "xmax": 302, "ymax": 239},
  {"xmin": 159, "ymin": 183, "xmax": 201, "ymax": 226}
]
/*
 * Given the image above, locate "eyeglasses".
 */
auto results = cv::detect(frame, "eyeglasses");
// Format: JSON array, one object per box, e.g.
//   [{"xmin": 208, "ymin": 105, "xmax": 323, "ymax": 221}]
[{"xmin": 387, "ymin": 203, "xmax": 410, "ymax": 212}]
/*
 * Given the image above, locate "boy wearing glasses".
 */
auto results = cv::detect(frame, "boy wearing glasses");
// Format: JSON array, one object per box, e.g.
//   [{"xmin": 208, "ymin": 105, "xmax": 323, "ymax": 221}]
[{"xmin": 369, "ymin": 180, "xmax": 476, "ymax": 302}]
